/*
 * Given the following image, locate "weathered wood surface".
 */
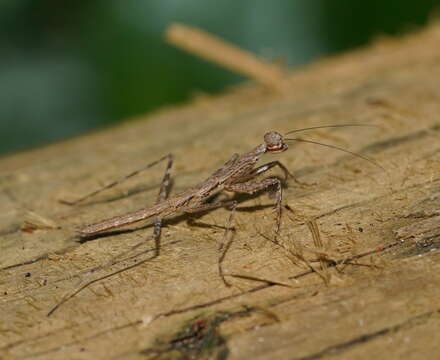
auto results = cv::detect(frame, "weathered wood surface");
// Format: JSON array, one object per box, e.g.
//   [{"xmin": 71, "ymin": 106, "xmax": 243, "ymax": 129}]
[{"xmin": 1, "ymin": 24, "xmax": 440, "ymax": 360}]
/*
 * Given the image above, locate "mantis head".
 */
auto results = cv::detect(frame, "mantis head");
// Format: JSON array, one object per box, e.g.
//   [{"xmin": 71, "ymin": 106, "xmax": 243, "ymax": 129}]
[{"xmin": 264, "ymin": 131, "xmax": 288, "ymax": 153}]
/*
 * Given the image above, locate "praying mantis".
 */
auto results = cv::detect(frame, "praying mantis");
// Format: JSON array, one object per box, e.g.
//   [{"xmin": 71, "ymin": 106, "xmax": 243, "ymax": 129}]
[{"xmin": 48, "ymin": 124, "xmax": 381, "ymax": 316}]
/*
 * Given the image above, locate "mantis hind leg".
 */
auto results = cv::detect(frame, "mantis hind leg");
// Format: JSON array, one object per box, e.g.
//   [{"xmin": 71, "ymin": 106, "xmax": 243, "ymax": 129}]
[{"xmin": 60, "ymin": 154, "xmax": 174, "ymax": 205}]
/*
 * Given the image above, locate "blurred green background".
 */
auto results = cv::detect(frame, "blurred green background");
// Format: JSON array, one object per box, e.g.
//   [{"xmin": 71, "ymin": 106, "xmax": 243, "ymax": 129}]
[{"xmin": 1, "ymin": 0, "xmax": 439, "ymax": 155}]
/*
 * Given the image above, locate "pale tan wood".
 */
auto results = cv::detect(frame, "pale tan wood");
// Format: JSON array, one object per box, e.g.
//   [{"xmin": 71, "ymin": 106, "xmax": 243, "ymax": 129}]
[{"xmin": 1, "ymin": 24, "xmax": 440, "ymax": 360}]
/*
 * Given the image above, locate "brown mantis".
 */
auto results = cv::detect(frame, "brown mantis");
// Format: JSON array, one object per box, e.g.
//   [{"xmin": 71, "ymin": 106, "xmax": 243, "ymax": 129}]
[{"xmin": 48, "ymin": 124, "xmax": 381, "ymax": 316}]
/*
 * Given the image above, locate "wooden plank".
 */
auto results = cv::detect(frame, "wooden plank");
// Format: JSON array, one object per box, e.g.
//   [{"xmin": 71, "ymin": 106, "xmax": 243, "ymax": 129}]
[{"xmin": 1, "ymin": 23, "xmax": 440, "ymax": 360}]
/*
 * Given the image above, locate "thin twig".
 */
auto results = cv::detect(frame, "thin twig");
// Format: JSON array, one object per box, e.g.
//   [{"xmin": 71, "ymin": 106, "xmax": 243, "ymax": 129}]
[{"xmin": 165, "ymin": 23, "xmax": 286, "ymax": 91}]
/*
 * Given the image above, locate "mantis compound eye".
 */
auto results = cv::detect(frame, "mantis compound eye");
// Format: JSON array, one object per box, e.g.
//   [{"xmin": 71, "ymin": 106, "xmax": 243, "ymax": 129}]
[{"xmin": 264, "ymin": 131, "xmax": 288, "ymax": 153}]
